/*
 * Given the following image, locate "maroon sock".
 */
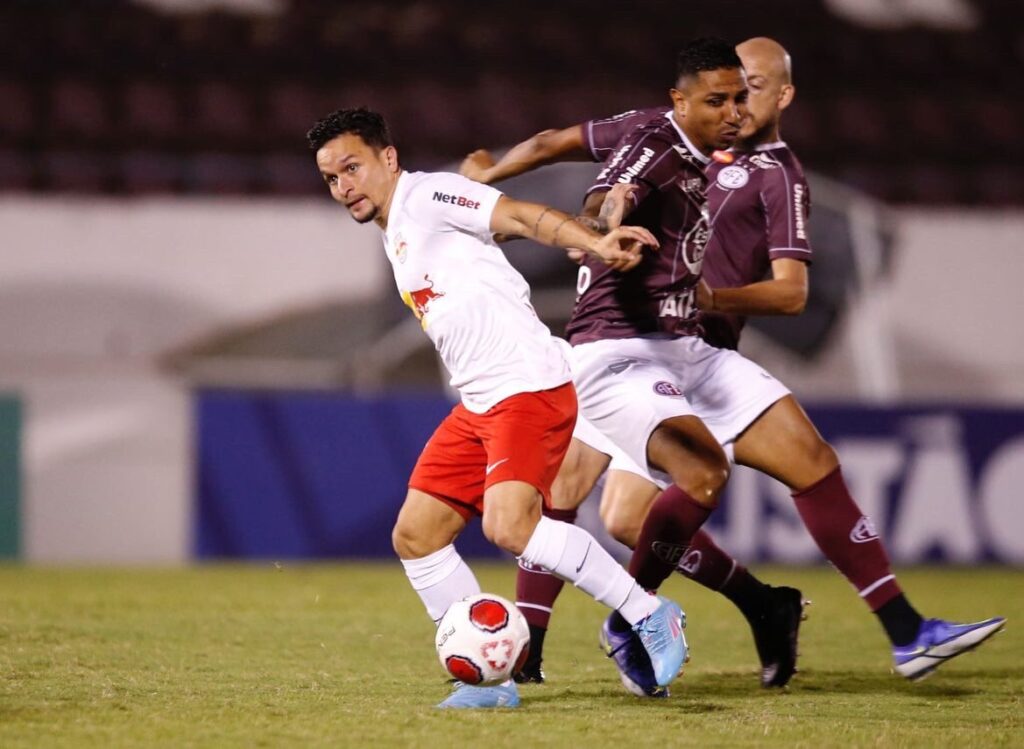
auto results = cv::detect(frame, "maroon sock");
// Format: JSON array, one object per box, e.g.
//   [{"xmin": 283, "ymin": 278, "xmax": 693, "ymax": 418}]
[
  {"xmin": 628, "ymin": 485, "xmax": 712, "ymax": 592},
  {"xmin": 515, "ymin": 507, "xmax": 576, "ymax": 629},
  {"xmin": 792, "ymin": 466, "xmax": 903, "ymax": 611},
  {"xmin": 676, "ymin": 529, "xmax": 769, "ymax": 622}
]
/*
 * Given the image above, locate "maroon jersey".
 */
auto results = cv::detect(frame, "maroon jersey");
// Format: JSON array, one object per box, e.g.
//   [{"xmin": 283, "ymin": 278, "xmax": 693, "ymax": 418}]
[
  {"xmin": 581, "ymin": 107, "xmax": 669, "ymax": 162},
  {"xmin": 566, "ymin": 111, "xmax": 711, "ymax": 345},
  {"xmin": 701, "ymin": 143, "xmax": 813, "ymax": 349}
]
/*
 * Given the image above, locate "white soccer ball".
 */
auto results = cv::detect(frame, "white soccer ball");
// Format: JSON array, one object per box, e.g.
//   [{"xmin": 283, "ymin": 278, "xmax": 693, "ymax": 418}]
[{"xmin": 435, "ymin": 593, "xmax": 531, "ymax": 686}]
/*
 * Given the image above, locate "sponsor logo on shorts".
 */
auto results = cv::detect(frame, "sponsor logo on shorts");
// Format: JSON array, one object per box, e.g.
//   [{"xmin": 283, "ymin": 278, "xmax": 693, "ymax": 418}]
[
  {"xmin": 653, "ymin": 381, "xmax": 683, "ymax": 397},
  {"xmin": 485, "ymin": 458, "xmax": 510, "ymax": 475},
  {"xmin": 716, "ymin": 165, "xmax": 749, "ymax": 190},
  {"xmin": 651, "ymin": 541, "xmax": 687, "ymax": 566},
  {"xmin": 850, "ymin": 516, "xmax": 879, "ymax": 543},
  {"xmin": 432, "ymin": 191, "xmax": 481, "ymax": 209}
]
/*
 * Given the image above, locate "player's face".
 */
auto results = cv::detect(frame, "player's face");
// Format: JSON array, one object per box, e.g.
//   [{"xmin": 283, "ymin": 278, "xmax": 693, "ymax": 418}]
[
  {"xmin": 316, "ymin": 134, "xmax": 398, "ymax": 225},
  {"xmin": 737, "ymin": 60, "xmax": 789, "ymax": 143},
  {"xmin": 671, "ymin": 67, "xmax": 749, "ymax": 153}
]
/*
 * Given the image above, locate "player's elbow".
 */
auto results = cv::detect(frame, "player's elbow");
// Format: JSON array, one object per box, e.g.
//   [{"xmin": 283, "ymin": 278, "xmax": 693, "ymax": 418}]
[
  {"xmin": 783, "ymin": 293, "xmax": 807, "ymax": 315},
  {"xmin": 779, "ymin": 285, "xmax": 808, "ymax": 315},
  {"xmin": 531, "ymin": 130, "xmax": 564, "ymax": 161}
]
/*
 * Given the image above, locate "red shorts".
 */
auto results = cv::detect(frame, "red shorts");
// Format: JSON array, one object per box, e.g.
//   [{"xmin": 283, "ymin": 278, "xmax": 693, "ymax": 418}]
[{"xmin": 409, "ymin": 382, "xmax": 577, "ymax": 520}]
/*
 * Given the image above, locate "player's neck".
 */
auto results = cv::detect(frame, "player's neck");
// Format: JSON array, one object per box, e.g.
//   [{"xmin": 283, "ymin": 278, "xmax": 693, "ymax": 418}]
[{"xmin": 375, "ymin": 169, "xmax": 403, "ymax": 230}]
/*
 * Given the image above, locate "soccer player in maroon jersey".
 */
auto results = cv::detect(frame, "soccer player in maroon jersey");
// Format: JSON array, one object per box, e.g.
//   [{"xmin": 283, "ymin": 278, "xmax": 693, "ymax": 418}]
[{"xmin": 462, "ymin": 37, "xmax": 1005, "ymax": 692}]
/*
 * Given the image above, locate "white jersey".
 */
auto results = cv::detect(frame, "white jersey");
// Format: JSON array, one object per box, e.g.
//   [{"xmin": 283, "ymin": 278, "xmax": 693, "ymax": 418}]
[{"xmin": 381, "ymin": 170, "xmax": 571, "ymax": 413}]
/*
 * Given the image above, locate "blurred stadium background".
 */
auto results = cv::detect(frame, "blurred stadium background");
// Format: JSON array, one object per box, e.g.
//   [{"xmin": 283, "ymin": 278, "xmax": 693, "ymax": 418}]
[{"xmin": 0, "ymin": 0, "xmax": 1021, "ymax": 567}]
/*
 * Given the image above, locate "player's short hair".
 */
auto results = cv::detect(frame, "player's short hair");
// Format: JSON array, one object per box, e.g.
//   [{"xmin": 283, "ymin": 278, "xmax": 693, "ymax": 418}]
[
  {"xmin": 306, "ymin": 107, "xmax": 393, "ymax": 151},
  {"xmin": 675, "ymin": 37, "xmax": 742, "ymax": 84}
]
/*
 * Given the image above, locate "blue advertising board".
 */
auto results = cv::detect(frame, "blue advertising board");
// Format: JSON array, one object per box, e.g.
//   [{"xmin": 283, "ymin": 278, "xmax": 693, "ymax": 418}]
[{"xmin": 196, "ymin": 392, "xmax": 1024, "ymax": 565}]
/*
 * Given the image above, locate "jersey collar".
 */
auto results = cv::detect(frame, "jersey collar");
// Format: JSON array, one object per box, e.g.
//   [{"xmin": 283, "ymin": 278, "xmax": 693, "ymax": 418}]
[
  {"xmin": 753, "ymin": 140, "xmax": 787, "ymax": 152},
  {"xmin": 664, "ymin": 111, "xmax": 710, "ymax": 165}
]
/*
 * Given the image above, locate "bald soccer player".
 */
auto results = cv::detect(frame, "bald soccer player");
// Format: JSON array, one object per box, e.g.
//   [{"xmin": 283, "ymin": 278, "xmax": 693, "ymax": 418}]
[{"xmin": 462, "ymin": 37, "xmax": 1005, "ymax": 693}]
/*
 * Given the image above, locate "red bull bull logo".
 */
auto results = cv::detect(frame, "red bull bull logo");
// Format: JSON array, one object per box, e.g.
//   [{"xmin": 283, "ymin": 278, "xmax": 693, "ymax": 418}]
[{"xmin": 400, "ymin": 274, "xmax": 445, "ymax": 327}]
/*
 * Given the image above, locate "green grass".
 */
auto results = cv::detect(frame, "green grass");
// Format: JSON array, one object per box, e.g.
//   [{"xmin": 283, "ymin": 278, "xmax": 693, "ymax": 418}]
[{"xmin": 0, "ymin": 564, "xmax": 1020, "ymax": 748}]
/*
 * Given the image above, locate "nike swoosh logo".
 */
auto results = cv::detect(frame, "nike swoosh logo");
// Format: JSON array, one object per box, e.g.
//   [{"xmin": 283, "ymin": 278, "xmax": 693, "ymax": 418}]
[
  {"xmin": 486, "ymin": 458, "xmax": 510, "ymax": 475},
  {"xmin": 576, "ymin": 542, "xmax": 592, "ymax": 573}
]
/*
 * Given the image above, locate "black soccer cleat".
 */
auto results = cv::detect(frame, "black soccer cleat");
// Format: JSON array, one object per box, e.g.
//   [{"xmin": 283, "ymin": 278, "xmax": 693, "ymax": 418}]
[
  {"xmin": 512, "ymin": 661, "xmax": 545, "ymax": 684},
  {"xmin": 747, "ymin": 585, "xmax": 807, "ymax": 688}
]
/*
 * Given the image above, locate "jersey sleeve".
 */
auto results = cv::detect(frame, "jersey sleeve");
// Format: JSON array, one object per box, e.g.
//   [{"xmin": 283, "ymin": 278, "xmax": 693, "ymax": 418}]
[
  {"xmin": 408, "ymin": 172, "xmax": 503, "ymax": 238},
  {"xmin": 586, "ymin": 127, "xmax": 679, "ymax": 210},
  {"xmin": 581, "ymin": 108, "xmax": 665, "ymax": 162},
  {"xmin": 761, "ymin": 164, "xmax": 813, "ymax": 262}
]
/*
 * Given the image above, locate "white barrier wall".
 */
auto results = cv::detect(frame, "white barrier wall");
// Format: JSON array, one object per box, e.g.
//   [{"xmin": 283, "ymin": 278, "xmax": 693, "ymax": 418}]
[
  {"xmin": 0, "ymin": 198, "xmax": 1020, "ymax": 562},
  {"xmin": 0, "ymin": 197, "xmax": 385, "ymax": 562}
]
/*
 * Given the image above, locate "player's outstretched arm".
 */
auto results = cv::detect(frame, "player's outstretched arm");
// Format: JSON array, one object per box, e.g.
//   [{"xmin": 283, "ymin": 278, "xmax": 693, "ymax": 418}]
[
  {"xmin": 490, "ymin": 195, "xmax": 657, "ymax": 271},
  {"xmin": 697, "ymin": 258, "xmax": 808, "ymax": 315},
  {"xmin": 460, "ymin": 126, "xmax": 589, "ymax": 185}
]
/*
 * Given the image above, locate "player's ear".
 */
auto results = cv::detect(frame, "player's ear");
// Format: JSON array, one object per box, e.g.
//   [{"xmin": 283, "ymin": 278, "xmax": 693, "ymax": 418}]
[
  {"xmin": 778, "ymin": 84, "xmax": 795, "ymax": 112},
  {"xmin": 382, "ymin": 145, "xmax": 399, "ymax": 173},
  {"xmin": 669, "ymin": 87, "xmax": 687, "ymax": 116}
]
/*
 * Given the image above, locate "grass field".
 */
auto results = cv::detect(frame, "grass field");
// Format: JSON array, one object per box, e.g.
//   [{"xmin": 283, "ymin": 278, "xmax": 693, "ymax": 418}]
[{"xmin": 0, "ymin": 564, "xmax": 1020, "ymax": 748}]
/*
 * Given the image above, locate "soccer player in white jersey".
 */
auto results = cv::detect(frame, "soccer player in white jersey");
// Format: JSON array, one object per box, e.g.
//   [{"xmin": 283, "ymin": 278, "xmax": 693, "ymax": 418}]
[{"xmin": 308, "ymin": 107, "xmax": 689, "ymax": 709}]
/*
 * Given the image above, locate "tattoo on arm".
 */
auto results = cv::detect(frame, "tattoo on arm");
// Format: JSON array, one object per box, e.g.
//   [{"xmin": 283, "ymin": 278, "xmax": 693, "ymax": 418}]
[
  {"xmin": 598, "ymin": 195, "xmax": 618, "ymax": 225},
  {"xmin": 531, "ymin": 207, "xmax": 553, "ymax": 239},
  {"xmin": 574, "ymin": 216, "xmax": 608, "ymax": 234},
  {"xmin": 552, "ymin": 216, "xmax": 573, "ymax": 246}
]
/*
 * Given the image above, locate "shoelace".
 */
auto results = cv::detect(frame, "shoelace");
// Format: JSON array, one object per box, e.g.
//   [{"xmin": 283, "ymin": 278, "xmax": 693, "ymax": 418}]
[{"xmin": 634, "ymin": 610, "xmax": 671, "ymax": 653}]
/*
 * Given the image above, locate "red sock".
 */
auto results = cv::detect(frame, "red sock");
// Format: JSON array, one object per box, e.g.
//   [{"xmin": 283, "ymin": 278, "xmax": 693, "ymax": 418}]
[
  {"xmin": 515, "ymin": 507, "xmax": 576, "ymax": 628},
  {"xmin": 628, "ymin": 485, "xmax": 711, "ymax": 592},
  {"xmin": 793, "ymin": 466, "xmax": 901, "ymax": 611}
]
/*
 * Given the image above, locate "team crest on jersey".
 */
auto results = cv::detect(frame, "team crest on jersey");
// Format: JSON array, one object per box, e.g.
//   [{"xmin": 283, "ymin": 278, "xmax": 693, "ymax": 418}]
[
  {"xmin": 712, "ymin": 150, "xmax": 734, "ymax": 164},
  {"xmin": 716, "ymin": 165, "xmax": 749, "ymax": 190},
  {"xmin": 653, "ymin": 381, "xmax": 683, "ymax": 397},
  {"xmin": 393, "ymin": 233, "xmax": 408, "ymax": 264}
]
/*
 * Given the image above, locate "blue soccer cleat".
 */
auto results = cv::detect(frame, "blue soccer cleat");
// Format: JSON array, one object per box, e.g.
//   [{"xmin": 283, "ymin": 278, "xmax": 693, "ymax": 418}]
[
  {"xmin": 632, "ymin": 596, "xmax": 688, "ymax": 688},
  {"xmin": 436, "ymin": 680, "xmax": 521, "ymax": 709},
  {"xmin": 599, "ymin": 615, "xmax": 668, "ymax": 698},
  {"xmin": 893, "ymin": 616, "xmax": 1006, "ymax": 681}
]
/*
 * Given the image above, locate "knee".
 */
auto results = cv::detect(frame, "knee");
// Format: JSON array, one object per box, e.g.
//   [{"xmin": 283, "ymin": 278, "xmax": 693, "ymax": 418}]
[
  {"xmin": 807, "ymin": 439, "xmax": 840, "ymax": 474},
  {"xmin": 392, "ymin": 518, "xmax": 424, "ymax": 560},
  {"xmin": 682, "ymin": 458, "xmax": 730, "ymax": 508},
  {"xmin": 601, "ymin": 502, "xmax": 642, "ymax": 548},
  {"xmin": 481, "ymin": 508, "xmax": 534, "ymax": 556}
]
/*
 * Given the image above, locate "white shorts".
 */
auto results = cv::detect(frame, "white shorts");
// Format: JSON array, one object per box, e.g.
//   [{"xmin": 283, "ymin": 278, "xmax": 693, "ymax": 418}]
[{"xmin": 569, "ymin": 335, "xmax": 790, "ymax": 487}]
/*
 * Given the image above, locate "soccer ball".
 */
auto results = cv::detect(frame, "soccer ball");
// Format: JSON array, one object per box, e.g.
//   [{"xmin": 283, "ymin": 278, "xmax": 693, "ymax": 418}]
[{"xmin": 435, "ymin": 593, "xmax": 530, "ymax": 686}]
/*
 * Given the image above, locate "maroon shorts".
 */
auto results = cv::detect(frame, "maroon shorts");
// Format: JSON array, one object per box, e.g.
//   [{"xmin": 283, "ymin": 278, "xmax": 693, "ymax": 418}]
[{"xmin": 408, "ymin": 383, "xmax": 577, "ymax": 520}]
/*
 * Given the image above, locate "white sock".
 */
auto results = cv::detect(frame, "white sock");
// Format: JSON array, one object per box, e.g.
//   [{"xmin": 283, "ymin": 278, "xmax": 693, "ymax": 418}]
[
  {"xmin": 517, "ymin": 516, "xmax": 659, "ymax": 625},
  {"xmin": 401, "ymin": 544, "xmax": 480, "ymax": 623}
]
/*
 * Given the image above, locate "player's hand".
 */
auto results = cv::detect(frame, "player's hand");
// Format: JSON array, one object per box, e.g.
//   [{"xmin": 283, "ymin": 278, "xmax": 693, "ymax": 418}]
[
  {"xmin": 591, "ymin": 226, "xmax": 658, "ymax": 272},
  {"xmin": 565, "ymin": 247, "xmax": 586, "ymax": 264},
  {"xmin": 696, "ymin": 278, "xmax": 714, "ymax": 310},
  {"xmin": 460, "ymin": 150, "xmax": 496, "ymax": 183},
  {"xmin": 599, "ymin": 183, "xmax": 638, "ymax": 230}
]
